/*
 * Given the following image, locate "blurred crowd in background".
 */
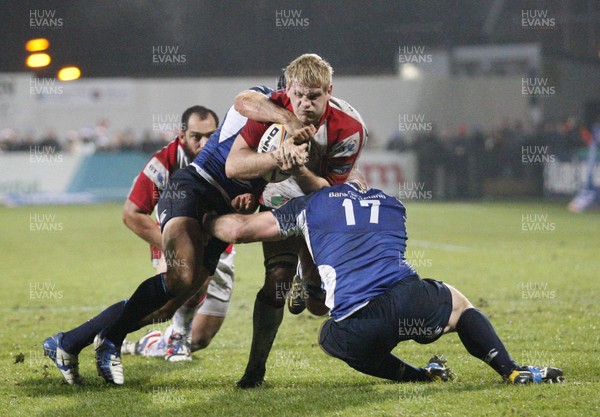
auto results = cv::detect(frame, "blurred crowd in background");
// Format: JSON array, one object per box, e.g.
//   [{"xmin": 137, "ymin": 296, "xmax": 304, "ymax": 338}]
[
  {"xmin": 385, "ymin": 116, "xmax": 589, "ymax": 198},
  {"xmin": 0, "ymin": 116, "xmax": 590, "ymax": 198},
  {"xmin": 0, "ymin": 119, "xmax": 175, "ymax": 154}
]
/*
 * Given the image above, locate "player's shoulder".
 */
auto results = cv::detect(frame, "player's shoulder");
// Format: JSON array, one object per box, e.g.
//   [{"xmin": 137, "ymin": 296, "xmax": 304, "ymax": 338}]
[
  {"xmin": 325, "ymin": 98, "xmax": 367, "ymax": 143},
  {"xmin": 250, "ymin": 85, "xmax": 274, "ymax": 96},
  {"xmin": 152, "ymin": 137, "xmax": 185, "ymax": 168},
  {"xmin": 329, "ymin": 97, "xmax": 366, "ymax": 128},
  {"xmin": 140, "ymin": 137, "xmax": 184, "ymax": 185}
]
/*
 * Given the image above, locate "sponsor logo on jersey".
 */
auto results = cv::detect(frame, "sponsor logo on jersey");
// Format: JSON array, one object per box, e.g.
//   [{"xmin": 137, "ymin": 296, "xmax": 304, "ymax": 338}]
[
  {"xmin": 144, "ymin": 157, "xmax": 169, "ymax": 189},
  {"xmin": 330, "ymin": 132, "xmax": 360, "ymax": 158}
]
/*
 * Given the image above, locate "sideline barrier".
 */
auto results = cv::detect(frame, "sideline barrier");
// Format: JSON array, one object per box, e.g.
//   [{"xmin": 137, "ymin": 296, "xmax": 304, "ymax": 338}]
[
  {"xmin": 0, "ymin": 151, "xmax": 149, "ymax": 205},
  {"xmin": 0, "ymin": 150, "xmax": 416, "ymax": 206},
  {"xmin": 544, "ymin": 150, "xmax": 600, "ymax": 196}
]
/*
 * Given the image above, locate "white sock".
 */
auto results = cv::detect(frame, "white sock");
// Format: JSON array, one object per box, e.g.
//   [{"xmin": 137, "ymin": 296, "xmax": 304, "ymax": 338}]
[{"xmin": 172, "ymin": 304, "xmax": 195, "ymax": 336}]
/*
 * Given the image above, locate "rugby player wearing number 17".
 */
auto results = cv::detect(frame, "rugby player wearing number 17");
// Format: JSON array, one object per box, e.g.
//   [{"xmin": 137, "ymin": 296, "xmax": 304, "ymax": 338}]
[{"xmin": 203, "ymin": 178, "xmax": 565, "ymax": 385}]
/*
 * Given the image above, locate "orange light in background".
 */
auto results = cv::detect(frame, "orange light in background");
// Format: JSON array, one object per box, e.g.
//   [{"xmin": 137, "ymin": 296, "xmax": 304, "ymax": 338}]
[
  {"xmin": 26, "ymin": 38, "xmax": 50, "ymax": 52},
  {"xmin": 26, "ymin": 53, "xmax": 51, "ymax": 68},
  {"xmin": 57, "ymin": 66, "xmax": 81, "ymax": 81}
]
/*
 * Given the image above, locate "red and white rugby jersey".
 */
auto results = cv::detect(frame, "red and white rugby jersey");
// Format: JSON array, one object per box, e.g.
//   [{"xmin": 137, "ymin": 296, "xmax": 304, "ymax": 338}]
[
  {"xmin": 127, "ymin": 137, "xmax": 189, "ymax": 215},
  {"xmin": 240, "ymin": 90, "xmax": 367, "ymax": 186},
  {"xmin": 127, "ymin": 137, "xmax": 233, "ymax": 259},
  {"xmin": 240, "ymin": 90, "xmax": 368, "ymax": 208}
]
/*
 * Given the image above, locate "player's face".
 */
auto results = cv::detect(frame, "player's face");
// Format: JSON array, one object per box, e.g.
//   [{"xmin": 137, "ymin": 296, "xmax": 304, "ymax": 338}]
[
  {"xmin": 286, "ymin": 82, "xmax": 332, "ymax": 126},
  {"xmin": 180, "ymin": 113, "xmax": 217, "ymax": 160}
]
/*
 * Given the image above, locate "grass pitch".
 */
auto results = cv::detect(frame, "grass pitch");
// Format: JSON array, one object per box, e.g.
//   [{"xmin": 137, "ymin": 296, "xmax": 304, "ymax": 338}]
[{"xmin": 1, "ymin": 201, "xmax": 599, "ymax": 416}]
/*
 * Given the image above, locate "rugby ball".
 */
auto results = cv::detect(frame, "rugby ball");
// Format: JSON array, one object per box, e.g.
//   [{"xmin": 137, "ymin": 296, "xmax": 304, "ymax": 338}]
[{"xmin": 257, "ymin": 123, "xmax": 292, "ymax": 183}]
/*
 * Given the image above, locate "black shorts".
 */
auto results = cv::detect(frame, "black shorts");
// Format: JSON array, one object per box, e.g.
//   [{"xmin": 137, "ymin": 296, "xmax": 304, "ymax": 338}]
[
  {"xmin": 156, "ymin": 166, "xmax": 231, "ymax": 275},
  {"xmin": 319, "ymin": 276, "xmax": 452, "ymax": 362}
]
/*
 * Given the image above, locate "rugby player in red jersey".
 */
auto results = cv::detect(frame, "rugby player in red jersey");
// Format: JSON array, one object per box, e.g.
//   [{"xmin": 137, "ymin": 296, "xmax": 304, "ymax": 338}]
[{"xmin": 226, "ymin": 54, "xmax": 368, "ymax": 388}]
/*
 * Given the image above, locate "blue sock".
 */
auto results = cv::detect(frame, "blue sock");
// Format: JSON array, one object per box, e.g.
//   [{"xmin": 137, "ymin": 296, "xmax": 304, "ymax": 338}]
[
  {"xmin": 347, "ymin": 353, "xmax": 429, "ymax": 382},
  {"xmin": 456, "ymin": 308, "xmax": 518, "ymax": 377},
  {"xmin": 103, "ymin": 274, "xmax": 173, "ymax": 347},
  {"xmin": 61, "ymin": 300, "xmax": 127, "ymax": 355}
]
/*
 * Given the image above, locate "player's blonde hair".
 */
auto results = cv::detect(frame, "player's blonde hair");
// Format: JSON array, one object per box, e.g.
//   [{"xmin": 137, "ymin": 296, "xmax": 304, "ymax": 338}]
[{"xmin": 285, "ymin": 53, "xmax": 333, "ymax": 90}]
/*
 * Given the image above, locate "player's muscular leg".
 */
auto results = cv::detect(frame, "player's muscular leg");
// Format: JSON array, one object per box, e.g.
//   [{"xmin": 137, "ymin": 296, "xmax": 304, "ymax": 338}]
[
  {"xmin": 299, "ymin": 246, "xmax": 328, "ymax": 316},
  {"xmin": 238, "ymin": 238, "xmax": 300, "ymax": 388},
  {"xmin": 190, "ymin": 314, "xmax": 225, "ymax": 351},
  {"xmin": 142, "ymin": 217, "xmax": 210, "ymax": 324},
  {"xmin": 444, "ymin": 282, "xmax": 520, "ymax": 377},
  {"xmin": 443, "ymin": 283, "xmax": 473, "ymax": 333},
  {"xmin": 139, "ymin": 277, "xmax": 209, "ymax": 326}
]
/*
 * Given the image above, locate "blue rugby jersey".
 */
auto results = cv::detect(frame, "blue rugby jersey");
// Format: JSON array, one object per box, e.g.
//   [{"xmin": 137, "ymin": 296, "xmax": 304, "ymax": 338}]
[
  {"xmin": 273, "ymin": 182, "xmax": 417, "ymax": 321},
  {"xmin": 190, "ymin": 85, "xmax": 272, "ymax": 201}
]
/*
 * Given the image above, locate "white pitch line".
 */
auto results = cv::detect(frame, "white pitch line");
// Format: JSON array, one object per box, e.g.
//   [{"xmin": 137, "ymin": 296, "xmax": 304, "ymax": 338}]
[{"xmin": 409, "ymin": 240, "xmax": 472, "ymax": 252}]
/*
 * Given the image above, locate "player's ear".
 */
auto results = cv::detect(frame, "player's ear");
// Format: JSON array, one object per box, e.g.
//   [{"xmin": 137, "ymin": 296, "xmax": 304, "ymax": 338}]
[{"xmin": 325, "ymin": 84, "xmax": 332, "ymax": 95}]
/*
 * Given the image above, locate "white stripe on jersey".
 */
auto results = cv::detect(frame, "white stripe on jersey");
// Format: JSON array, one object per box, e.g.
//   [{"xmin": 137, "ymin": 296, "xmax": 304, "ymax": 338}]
[
  {"xmin": 177, "ymin": 145, "xmax": 190, "ymax": 169},
  {"xmin": 219, "ymin": 106, "xmax": 248, "ymax": 143},
  {"xmin": 190, "ymin": 163, "xmax": 234, "ymax": 207}
]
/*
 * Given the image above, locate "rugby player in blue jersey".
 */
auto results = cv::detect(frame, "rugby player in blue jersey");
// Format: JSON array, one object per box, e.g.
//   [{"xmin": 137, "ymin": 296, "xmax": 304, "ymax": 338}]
[
  {"xmin": 203, "ymin": 178, "xmax": 565, "ymax": 385},
  {"xmin": 41, "ymin": 84, "xmax": 314, "ymax": 385}
]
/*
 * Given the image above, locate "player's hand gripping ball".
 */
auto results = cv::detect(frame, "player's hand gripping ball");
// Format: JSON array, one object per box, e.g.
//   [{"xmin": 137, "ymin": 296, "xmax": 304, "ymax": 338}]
[{"xmin": 258, "ymin": 124, "xmax": 310, "ymax": 182}]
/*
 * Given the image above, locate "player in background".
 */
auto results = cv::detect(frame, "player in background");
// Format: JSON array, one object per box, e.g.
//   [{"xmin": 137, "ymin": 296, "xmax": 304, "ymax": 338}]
[
  {"xmin": 203, "ymin": 177, "xmax": 565, "ymax": 385},
  {"xmin": 568, "ymin": 123, "xmax": 600, "ymax": 212},
  {"xmin": 121, "ymin": 105, "xmax": 236, "ymax": 361},
  {"xmin": 43, "ymin": 84, "xmax": 309, "ymax": 385},
  {"xmin": 227, "ymin": 54, "xmax": 367, "ymax": 388}
]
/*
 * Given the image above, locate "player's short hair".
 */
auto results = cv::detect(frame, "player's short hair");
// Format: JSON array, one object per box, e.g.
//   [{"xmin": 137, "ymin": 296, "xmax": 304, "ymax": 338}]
[
  {"xmin": 284, "ymin": 53, "xmax": 333, "ymax": 91},
  {"xmin": 181, "ymin": 105, "xmax": 219, "ymax": 132}
]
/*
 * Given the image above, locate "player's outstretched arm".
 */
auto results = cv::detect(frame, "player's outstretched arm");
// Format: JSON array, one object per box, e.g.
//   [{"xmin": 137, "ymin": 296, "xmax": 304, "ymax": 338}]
[
  {"xmin": 234, "ymin": 90, "xmax": 303, "ymax": 134},
  {"xmin": 203, "ymin": 211, "xmax": 281, "ymax": 244},
  {"xmin": 122, "ymin": 198, "xmax": 163, "ymax": 248}
]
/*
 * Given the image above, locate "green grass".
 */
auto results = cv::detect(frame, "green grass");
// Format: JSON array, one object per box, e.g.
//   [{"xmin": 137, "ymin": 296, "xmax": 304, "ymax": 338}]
[{"xmin": 1, "ymin": 201, "xmax": 599, "ymax": 416}]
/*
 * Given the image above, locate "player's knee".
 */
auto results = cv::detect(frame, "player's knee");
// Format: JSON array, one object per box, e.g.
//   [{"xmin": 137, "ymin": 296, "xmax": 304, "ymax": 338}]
[
  {"xmin": 445, "ymin": 283, "xmax": 474, "ymax": 331},
  {"xmin": 262, "ymin": 262, "xmax": 295, "ymax": 306},
  {"xmin": 191, "ymin": 334, "xmax": 213, "ymax": 351},
  {"xmin": 257, "ymin": 286, "xmax": 286, "ymax": 308}
]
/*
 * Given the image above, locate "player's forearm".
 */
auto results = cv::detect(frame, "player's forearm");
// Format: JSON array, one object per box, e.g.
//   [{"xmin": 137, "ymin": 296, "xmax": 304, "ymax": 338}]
[
  {"xmin": 123, "ymin": 210, "xmax": 163, "ymax": 248},
  {"xmin": 292, "ymin": 166, "xmax": 330, "ymax": 193},
  {"xmin": 204, "ymin": 213, "xmax": 252, "ymax": 243},
  {"xmin": 204, "ymin": 212, "xmax": 281, "ymax": 243},
  {"xmin": 225, "ymin": 147, "xmax": 280, "ymax": 180},
  {"xmin": 234, "ymin": 90, "xmax": 297, "ymax": 125}
]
